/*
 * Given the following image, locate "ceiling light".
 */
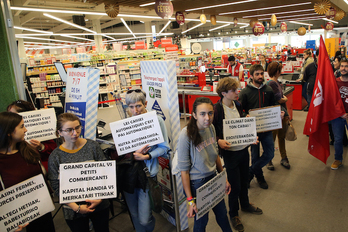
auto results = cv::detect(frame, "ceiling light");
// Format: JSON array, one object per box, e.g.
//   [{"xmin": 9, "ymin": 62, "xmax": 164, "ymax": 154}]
[
  {"xmin": 209, "ymin": 23, "xmax": 230, "ymax": 31},
  {"xmin": 288, "ymin": 21, "xmax": 313, "ymax": 26},
  {"xmin": 182, "ymin": 23, "xmax": 204, "ymax": 34},
  {"xmin": 245, "ymin": 30, "xmax": 248, "ymax": 33},
  {"xmin": 323, "ymin": 18, "xmax": 339, "ymax": 24},
  {"xmin": 85, "ymin": 19, "xmax": 89, "ymax": 21},
  {"xmin": 285, "ymin": 16, "xmax": 324, "ymax": 22},
  {"xmin": 24, "ymin": 42, "xmax": 67, "ymax": 46},
  {"xmin": 344, "ymin": 0, "xmax": 348, "ymax": 4},
  {"xmin": 158, "ymin": 20, "xmax": 172, "ymax": 35},
  {"xmin": 207, "ymin": 33, "xmax": 210, "ymax": 36},
  {"xmin": 16, "ymin": 36, "xmax": 80, "ymax": 43},
  {"xmin": 240, "ymin": 25, "xmax": 248, "ymax": 28},
  {"xmin": 60, "ymin": 35, "xmax": 94, "ymax": 41},
  {"xmin": 243, "ymin": 9, "xmax": 314, "ymax": 18},
  {"xmin": 226, "ymin": 32, "xmax": 229, "ymax": 34},
  {"xmin": 14, "ymin": 26, "xmax": 53, "ymax": 34},
  {"xmin": 120, "ymin": 18, "xmax": 136, "ymax": 38},
  {"xmin": 218, "ymin": 32, "xmax": 221, "ymax": 35},
  {"xmin": 102, "ymin": 34, "xmax": 115, "ymax": 40},
  {"xmin": 43, "ymin": 13, "xmax": 97, "ymax": 34},
  {"xmin": 235, "ymin": 31, "xmax": 237, "ymax": 33},
  {"xmin": 219, "ymin": 2, "xmax": 312, "ymax": 15},
  {"xmin": 258, "ymin": 13, "xmax": 318, "ymax": 20},
  {"xmin": 139, "ymin": 2, "xmax": 155, "ymax": 7},
  {"xmin": 186, "ymin": 0, "xmax": 257, "ymax": 12},
  {"xmin": 140, "ymin": 21, "xmax": 145, "ymax": 23}
]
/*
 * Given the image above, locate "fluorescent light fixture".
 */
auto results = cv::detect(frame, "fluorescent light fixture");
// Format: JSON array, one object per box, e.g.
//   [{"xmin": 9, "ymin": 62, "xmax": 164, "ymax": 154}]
[
  {"xmin": 43, "ymin": 13, "xmax": 97, "ymax": 34},
  {"xmin": 102, "ymin": 34, "xmax": 115, "ymax": 40},
  {"xmin": 139, "ymin": 2, "xmax": 155, "ymax": 7},
  {"xmin": 120, "ymin": 18, "xmax": 136, "ymax": 38},
  {"xmin": 60, "ymin": 35, "xmax": 94, "ymax": 41},
  {"xmin": 219, "ymin": 2, "xmax": 312, "ymax": 15},
  {"xmin": 243, "ymin": 9, "xmax": 314, "ymax": 18},
  {"xmin": 240, "ymin": 25, "xmax": 249, "ymax": 28},
  {"xmin": 344, "ymin": 0, "xmax": 348, "ymax": 4},
  {"xmin": 24, "ymin": 41, "xmax": 66, "ymax": 45},
  {"xmin": 182, "ymin": 23, "xmax": 204, "ymax": 34},
  {"xmin": 323, "ymin": 18, "xmax": 339, "ymax": 24},
  {"xmin": 285, "ymin": 16, "xmax": 324, "ymax": 22},
  {"xmin": 334, "ymin": 27, "xmax": 348, "ymax": 30},
  {"xmin": 209, "ymin": 24, "xmax": 230, "ymax": 31},
  {"xmin": 158, "ymin": 20, "xmax": 172, "ymax": 35},
  {"xmin": 186, "ymin": 0, "xmax": 257, "ymax": 12},
  {"xmin": 259, "ymin": 13, "xmax": 317, "ymax": 20},
  {"xmin": 140, "ymin": 21, "xmax": 144, "ymax": 23},
  {"xmin": 288, "ymin": 21, "xmax": 313, "ymax": 26},
  {"xmin": 14, "ymin": 26, "xmax": 53, "ymax": 34},
  {"xmin": 16, "ymin": 36, "xmax": 80, "ymax": 43}
]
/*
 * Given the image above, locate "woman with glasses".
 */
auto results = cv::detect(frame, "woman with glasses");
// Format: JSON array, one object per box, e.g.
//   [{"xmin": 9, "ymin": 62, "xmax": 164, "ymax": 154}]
[
  {"xmin": 117, "ymin": 89, "xmax": 170, "ymax": 232},
  {"xmin": 0, "ymin": 112, "xmax": 55, "ymax": 232},
  {"xmin": 48, "ymin": 113, "xmax": 110, "ymax": 232}
]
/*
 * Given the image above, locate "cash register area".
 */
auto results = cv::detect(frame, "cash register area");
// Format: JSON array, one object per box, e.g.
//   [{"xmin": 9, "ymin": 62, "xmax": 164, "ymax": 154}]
[{"xmin": 45, "ymin": 106, "xmax": 348, "ymax": 232}]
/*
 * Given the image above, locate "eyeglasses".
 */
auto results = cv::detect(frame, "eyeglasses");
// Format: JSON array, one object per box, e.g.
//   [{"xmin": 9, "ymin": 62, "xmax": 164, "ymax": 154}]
[
  {"xmin": 127, "ymin": 89, "xmax": 143, "ymax": 94},
  {"xmin": 60, "ymin": 125, "xmax": 82, "ymax": 134}
]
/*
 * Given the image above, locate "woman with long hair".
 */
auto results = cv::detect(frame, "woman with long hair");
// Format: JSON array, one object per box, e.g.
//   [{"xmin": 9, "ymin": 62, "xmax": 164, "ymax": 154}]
[
  {"xmin": 0, "ymin": 112, "xmax": 55, "ymax": 232},
  {"xmin": 177, "ymin": 97, "xmax": 232, "ymax": 232},
  {"xmin": 267, "ymin": 62, "xmax": 290, "ymax": 170},
  {"xmin": 48, "ymin": 113, "xmax": 109, "ymax": 232}
]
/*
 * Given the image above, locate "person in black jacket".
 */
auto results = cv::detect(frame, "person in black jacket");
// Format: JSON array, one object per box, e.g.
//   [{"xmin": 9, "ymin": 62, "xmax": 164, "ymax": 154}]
[
  {"xmin": 213, "ymin": 78, "xmax": 262, "ymax": 232},
  {"xmin": 238, "ymin": 64, "xmax": 279, "ymax": 189},
  {"xmin": 303, "ymin": 49, "xmax": 319, "ymax": 106}
]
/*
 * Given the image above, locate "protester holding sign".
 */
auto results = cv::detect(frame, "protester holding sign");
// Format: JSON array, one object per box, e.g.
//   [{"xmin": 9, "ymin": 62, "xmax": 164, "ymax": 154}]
[
  {"xmin": 48, "ymin": 113, "xmax": 109, "ymax": 232},
  {"xmin": 213, "ymin": 78, "xmax": 262, "ymax": 232},
  {"xmin": 177, "ymin": 97, "xmax": 232, "ymax": 232},
  {"xmin": 7, "ymin": 100, "xmax": 57, "ymax": 171},
  {"xmin": 267, "ymin": 62, "xmax": 291, "ymax": 170},
  {"xmin": 117, "ymin": 89, "xmax": 170, "ymax": 232},
  {"xmin": 239, "ymin": 64, "xmax": 281, "ymax": 189},
  {"xmin": 0, "ymin": 112, "xmax": 55, "ymax": 232}
]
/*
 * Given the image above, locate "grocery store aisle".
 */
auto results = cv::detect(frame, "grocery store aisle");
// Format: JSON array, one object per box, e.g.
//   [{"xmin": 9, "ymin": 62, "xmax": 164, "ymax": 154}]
[{"xmin": 49, "ymin": 110, "xmax": 348, "ymax": 232}]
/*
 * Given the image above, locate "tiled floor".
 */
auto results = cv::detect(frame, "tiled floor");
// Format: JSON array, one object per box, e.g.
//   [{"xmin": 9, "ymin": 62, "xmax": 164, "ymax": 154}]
[{"xmin": 48, "ymin": 110, "xmax": 348, "ymax": 232}]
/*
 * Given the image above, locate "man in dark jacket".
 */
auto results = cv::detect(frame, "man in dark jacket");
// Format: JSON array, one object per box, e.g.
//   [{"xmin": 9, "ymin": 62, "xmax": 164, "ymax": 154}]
[
  {"xmin": 303, "ymin": 49, "xmax": 319, "ymax": 105},
  {"xmin": 238, "ymin": 64, "xmax": 276, "ymax": 189}
]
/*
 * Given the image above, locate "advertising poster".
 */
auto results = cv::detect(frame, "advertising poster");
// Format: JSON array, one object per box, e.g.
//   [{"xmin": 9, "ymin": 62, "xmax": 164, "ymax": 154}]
[
  {"xmin": 196, "ymin": 170, "xmax": 227, "ymax": 220},
  {"xmin": 59, "ymin": 161, "xmax": 117, "ymax": 204},
  {"xmin": 249, "ymin": 106, "xmax": 282, "ymax": 133},
  {"xmin": 19, "ymin": 108, "xmax": 57, "ymax": 142},
  {"xmin": 109, "ymin": 111, "xmax": 164, "ymax": 156},
  {"xmin": 0, "ymin": 175, "xmax": 55, "ymax": 232}
]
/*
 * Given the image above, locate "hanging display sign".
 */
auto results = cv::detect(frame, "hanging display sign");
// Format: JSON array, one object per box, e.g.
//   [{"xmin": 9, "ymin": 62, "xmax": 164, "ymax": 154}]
[
  {"xmin": 59, "ymin": 161, "xmax": 117, "ymax": 204},
  {"xmin": 325, "ymin": 22, "xmax": 334, "ymax": 31},
  {"xmin": 192, "ymin": 43, "xmax": 202, "ymax": 54},
  {"xmin": 280, "ymin": 22, "xmax": 287, "ymax": 33},
  {"xmin": 155, "ymin": 0, "xmax": 173, "ymax": 19},
  {"xmin": 161, "ymin": 38, "xmax": 173, "ymax": 45},
  {"xmin": 175, "ymin": 12, "xmax": 185, "ymax": 25},
  {"xmin": 223, "ymin": 117, "xmax": 257, "ymax": 146},
  {"xmin": 19, "ymin": 108, "xmax": 57, "ymax": 142},
  {"xmin": 135, "ymin": 40, "xmax": 146, "ymax": 50},
  {"xmin": 253, "ymin": 22, "xmax": 265, "ymax": 36},
  {"xmin": 249, "ymin": 106, "xmax": 282, "ymax": 133},
  {"xmin": 325, "ymin": 7, "xmax": 336, "ymax": 20},
  {"xmin": 0, "ymin": 175, "xmax": 55, "ymax": 232},
  {"xmin": 164, "ymin": 44, "xmax": 178, "ymax": 52}
]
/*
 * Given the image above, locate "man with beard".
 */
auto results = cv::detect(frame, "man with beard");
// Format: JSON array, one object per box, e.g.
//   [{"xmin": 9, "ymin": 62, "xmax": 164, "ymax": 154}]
[
  {"xmin": 331, "ymin": 58, "xmax": 348, "ymax": 170},
  {"xmin": 239, "ymin": 64, "xmax": 280, "ymax": 189}
]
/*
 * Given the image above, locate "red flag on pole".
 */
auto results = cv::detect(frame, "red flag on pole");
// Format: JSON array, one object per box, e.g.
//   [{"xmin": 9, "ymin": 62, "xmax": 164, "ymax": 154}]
[{"xmin": 303, "ymin": 35, "xmax": 345, "ymax": 164}]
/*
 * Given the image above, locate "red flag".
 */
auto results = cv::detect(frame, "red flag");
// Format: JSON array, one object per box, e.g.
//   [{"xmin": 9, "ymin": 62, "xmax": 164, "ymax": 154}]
[{"xmin": 303, "ymin": 36, "xmax": 345, "ymax": 164}]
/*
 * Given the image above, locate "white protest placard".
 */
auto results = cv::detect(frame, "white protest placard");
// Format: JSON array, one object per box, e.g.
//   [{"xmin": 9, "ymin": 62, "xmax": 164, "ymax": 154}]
[
  {"xmin": 196, "ymin": 170, "xmax": 227, "ymax": 220},
  {"xmin": 249, "ymin": 106, "xmax": 282, "ymax": 133},
  {"xmin": 19, "ymin": 108, "xmax": 57, "ymax": 142},
  {"xmin": 223, "ymin": 117, "xmax": 257, "ymax": 146},
  {"xmin": 0, "ymin": 175, "xmax": 55, "ymax": 232},
  {"xmin": 109, "ymin": 111, "xmax": 164, "ymax": 156},
  {"xmin": 59, "ymin": 161, "xmax": 116, "ymax": 204}
]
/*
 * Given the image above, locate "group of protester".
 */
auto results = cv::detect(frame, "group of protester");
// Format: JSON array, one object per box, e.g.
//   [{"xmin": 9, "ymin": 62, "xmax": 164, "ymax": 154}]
[{"xmin": 1, "ymin": 51, "xmax": 347, "ymax": 232}]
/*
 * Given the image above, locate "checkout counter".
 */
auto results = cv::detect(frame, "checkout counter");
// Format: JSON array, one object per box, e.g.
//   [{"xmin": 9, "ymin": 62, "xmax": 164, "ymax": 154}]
[{"xmin": 281, "ymin": 72, "xmax": 308, "ymax": 110}]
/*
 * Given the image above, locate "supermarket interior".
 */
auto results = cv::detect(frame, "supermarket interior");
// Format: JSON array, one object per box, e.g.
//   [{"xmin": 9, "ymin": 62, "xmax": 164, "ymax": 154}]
[{"xmin": 1, "ymin": 0, "xmax": 348, "ymax": 231}]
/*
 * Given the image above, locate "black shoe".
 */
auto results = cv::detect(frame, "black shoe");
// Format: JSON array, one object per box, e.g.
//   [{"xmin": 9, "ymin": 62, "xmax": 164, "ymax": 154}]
[
  {"xmin": 267, "ymin": 161, "xmax": 275, "ymax": 171},
  {"xmin": 241, "ymin": 204, "xmax": 263, "ymax": 215},
  {"xmin": 304, "ymin": 105, "xmax": 309, "ymax": 111},
  {"xmin": 256, "ymin": 176, "xmax": 268, "ymax": 189},
  {"xmin": 231, "ymin": 216, "xmax": 244, "ymax": 232}
]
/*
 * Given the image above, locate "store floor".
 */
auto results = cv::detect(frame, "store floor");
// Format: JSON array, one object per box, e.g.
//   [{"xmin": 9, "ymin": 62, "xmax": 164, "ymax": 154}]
[{"xmin": 49, "ymin": 110, "xmax": 348, "ymax": 232}]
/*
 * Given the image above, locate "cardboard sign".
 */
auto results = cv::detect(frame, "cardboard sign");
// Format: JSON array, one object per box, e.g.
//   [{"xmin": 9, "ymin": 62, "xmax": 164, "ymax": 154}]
[
  {"xmin": 249, "ymin": 106, "xmax": 282, "ymax": 133},
  {"xmin": 110, "ymin": 111, "xmax": 164, "ymax": 156},
  {"xmin": 196, "ymin": 170, "xmax": 227, "ymax": 220},
  {"xmin": 223, "ymin": 117, "xmax": 257, "ymax": 146},
  {"xmin": 59, "ymin": 161, "xmax": 116, "ymax": 204},
  {"xmin": 0, "ymin": 175, "xmax": 55, "ymax": 232},
  {"xmin": 19, "ymin": 108, "xmax": 57, "ymax": 142}
]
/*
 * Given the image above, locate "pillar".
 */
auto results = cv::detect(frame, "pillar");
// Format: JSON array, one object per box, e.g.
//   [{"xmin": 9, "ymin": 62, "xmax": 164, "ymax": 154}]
[
  {"xmin": 92, "ymin": 19, "xmax": 104, "ymax": 53},
  {"xmin": 13, "ymin": 16, "xmax": 27, "ymax": 63},
  {"xmin": 145, "ymin": 22, "xmax": 152, "ymax": 48}
]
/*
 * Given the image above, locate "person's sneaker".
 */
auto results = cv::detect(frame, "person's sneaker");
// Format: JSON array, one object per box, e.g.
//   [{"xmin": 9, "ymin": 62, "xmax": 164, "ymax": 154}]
[
  {"xmin": 280, "ymin": 158, "xmax": 291, "ymax": 169},
  {"xmin": 267, "ymin": 161, "xmax": 275, "ymax": 171},
  {"xmin": 256, "ymin": 176, "xmax": 268, "ymax": 189},
  {"xmin": 231, "ymin": 216, "xmax": 244, "ymax": 232},
  {"xmin": 331, "ymin": 160, "xmax": 343, "ymax": 170},
  {"xmin": 241, "ymin": 204, "xmax": 263, "ymax": 215}
]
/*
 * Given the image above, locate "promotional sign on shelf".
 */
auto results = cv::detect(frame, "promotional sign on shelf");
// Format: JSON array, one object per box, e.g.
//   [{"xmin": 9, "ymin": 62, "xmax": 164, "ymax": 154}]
[
  {"xmin": 65, "ymin": 68, "xmax": 100, "ymax": 139},
  {"xmin": 19, "ymin": 108, "xmax": 57, "ymax": 142},
  {"xmin": 0, "ymin": 175, "xmax": 55, "ymax": 232}
]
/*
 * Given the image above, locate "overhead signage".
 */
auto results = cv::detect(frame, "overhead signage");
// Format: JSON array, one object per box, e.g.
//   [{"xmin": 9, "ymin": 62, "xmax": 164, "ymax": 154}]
[
  {"xmin": 249, "ymin": 106, "xmax": 282, "ymax": 133},
  {"xmin": 192, "ymin": 43, "xmax": 202, "ymax": 54},
  {"xmin": 175, "ymin": 11, "xmax": 185, "ymax": 25},
  {"xmin": 155, "ymin": 0, "xmax": 174, "ymax": 19}
]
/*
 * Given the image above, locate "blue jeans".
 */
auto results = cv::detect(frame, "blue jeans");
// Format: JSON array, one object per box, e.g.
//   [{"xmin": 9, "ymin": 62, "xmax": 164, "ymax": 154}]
[
  {"xmin": 250, "ymin": 131, "xmax": 275, "ymax": 177},
  {"xmin": 123, "ymin": 187, "xmax": 155, "ymax": 232},
  {"xmin": 190, "ymin": 174, "xmax": 232, "ymax": 232},
  {"xmin": 331, "ymin": 117, "xmax": 348, "ymax": 161}
]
